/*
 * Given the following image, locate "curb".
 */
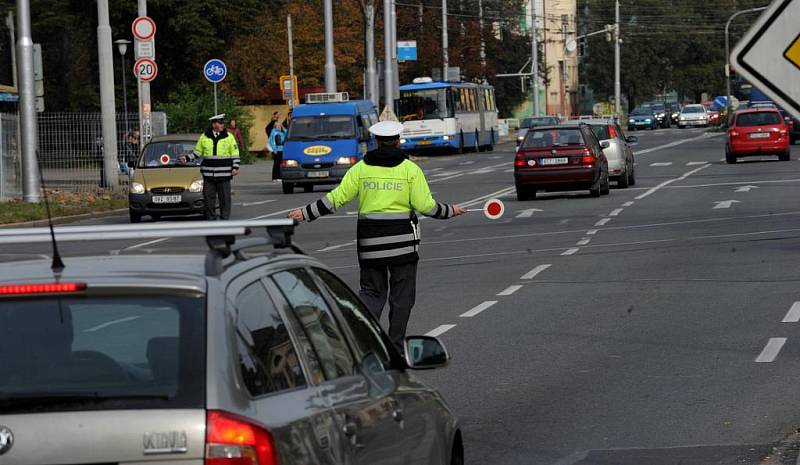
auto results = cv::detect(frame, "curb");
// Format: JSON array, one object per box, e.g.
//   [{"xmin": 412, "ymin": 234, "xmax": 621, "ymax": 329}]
[{"xmin": 0, "ymin": 208, "xmax": 128, "ymax": 229}]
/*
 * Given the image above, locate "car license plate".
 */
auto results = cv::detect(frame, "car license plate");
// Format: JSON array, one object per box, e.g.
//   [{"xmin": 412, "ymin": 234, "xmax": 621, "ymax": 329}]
[
  {"xmin": 308, "ymin": 171, "xmax": 329, "ymax": 178},
  {"xmin": 749, "ymin": 132, "xmax": 770, "ymax": 139},
  {"xmin": 152, "ymin": 195, "xmax": 181, "ymax": 204},
  {"xmin": 540, "ymin": 157, "xmax": 568, "ymax": 166},
  {"xmin": 417, "ymin": 140, "xmax": 432, "ymax": 145}
]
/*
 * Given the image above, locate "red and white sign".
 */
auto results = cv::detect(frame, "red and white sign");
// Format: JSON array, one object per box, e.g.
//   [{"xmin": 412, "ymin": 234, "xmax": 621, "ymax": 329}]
[
  {"xmin": 133, "ymin": 58, "xmax": 158, "ymax": 82},
  {"xmin": 483, "ymin": 199, "xmax": 505, "ymax": 220},
  {"xmin": 159, "ymin": 154, "xmax": 170, "ymax": 165},
  {"xmin": 132, "ymin": 16, "xmax": 156, "ymax": 41}
]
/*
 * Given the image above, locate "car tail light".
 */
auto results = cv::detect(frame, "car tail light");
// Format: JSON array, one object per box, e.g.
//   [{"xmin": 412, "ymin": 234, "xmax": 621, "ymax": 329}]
[
  {"xmin": 580, "ymin": 148, "xmax": 595, "ymax": 165},
  {"xmin": 780, "ymin": 129, "xmax": 788, "ymax": 136},
  {"xmin": 0, "ymin": 282, "xmax": 86, "ymax": 295},
  {"xmin": 514, "ymin": 152, "xmax": 526, "ymax": 167},
  {"xmin": 608, "ymin": 125, "xmax": 616, "ymax": 138},
  {"xmin": 729, "ymin": 130, "xmax": 739, "ymax": 138},
  {"xmin": 206, "ymin": 410, "xmax": 279, "ymax": 465}
]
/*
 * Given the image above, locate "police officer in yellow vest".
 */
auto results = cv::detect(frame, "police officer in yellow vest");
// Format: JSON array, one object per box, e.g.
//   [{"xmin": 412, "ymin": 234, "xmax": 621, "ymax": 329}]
[
  {"xmin": 288, "ymin": 121, "xmax": 464, "ymax": 346},
  {"xmin": 191, "ymin": 114, "xmax": 240, "ymax": 220}
]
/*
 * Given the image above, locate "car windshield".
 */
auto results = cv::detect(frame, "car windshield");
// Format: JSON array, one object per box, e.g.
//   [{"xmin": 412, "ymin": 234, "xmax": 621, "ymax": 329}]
[
  {"xmin": 0, "ymin": 294, "xmax": 205, "ymax": 414},
  {"xmin": 287, "ymin": 115, "xmax": 356, "ymax": 140},
  {"xmin": 521, "ymin": 117, "xmax": 558, "ymax": 128},
  {"xmin": 631, "ymin": 107, "xmax": 652, "ymax": 116},
  {"xmin": 139, "ymin": 141, "xmax": 200, "ymax": 168},
  {"xmin": 683, "ymin": 106, "xmax": 705, "ymax": 114},
  {"xmin": 523, "ymin": 128, "xmax": 584, "ymax": 148},
  {"xmin": 650, "ymin": 104, "xmax": 666, "ymax": 112},
  {"xmin": 396, "ymin": 88, "xmax": 450, "ymax": 121},
  {"xmin": 736, "ymin": 112, "xmax": 782, "ymax": 127}
]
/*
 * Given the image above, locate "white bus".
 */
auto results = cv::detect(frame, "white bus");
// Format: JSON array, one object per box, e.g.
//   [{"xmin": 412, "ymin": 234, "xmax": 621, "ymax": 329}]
[{"xmin": 396, "ymin": 77, "xmax": 499, "ymax": 153}]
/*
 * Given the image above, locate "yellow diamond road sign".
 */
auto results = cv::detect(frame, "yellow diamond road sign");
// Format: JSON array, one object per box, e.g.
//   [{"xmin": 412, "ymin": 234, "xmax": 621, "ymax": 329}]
[{"xmin": 732, "ymin": 0, "xmax": 800, "ymax": 120}]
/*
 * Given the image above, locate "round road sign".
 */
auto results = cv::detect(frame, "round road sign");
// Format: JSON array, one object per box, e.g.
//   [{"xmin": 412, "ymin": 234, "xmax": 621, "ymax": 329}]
[
  {"xmin": 132, "ymin": 16, "xmax": 156, "ymax": 41},
  {"xmin": 483, "ymin": 199, "xmax": 505, "ymax": 220},
  {"xmin": 204, "ymin": 59, "xmax": 227, "ymax": 83},
  {"xmin": 134, "ymin": 58, "xmax": 158, "ymax": 82}
]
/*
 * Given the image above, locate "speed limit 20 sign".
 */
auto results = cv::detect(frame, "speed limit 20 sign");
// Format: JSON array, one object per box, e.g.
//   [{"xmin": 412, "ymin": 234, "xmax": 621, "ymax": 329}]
[{"xmin": 133, "ymin": 58, "xmax": 158, "ymax": 82}]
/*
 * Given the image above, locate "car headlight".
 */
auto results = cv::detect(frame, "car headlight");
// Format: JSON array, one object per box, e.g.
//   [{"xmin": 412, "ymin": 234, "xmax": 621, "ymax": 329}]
[
  {"xmin": 188, "ymin": 179, "xmax": 203, "ymax": 193},
  {"xmin": 443, "ymin": 135, "xmax": 452, "ymax": 141},
  {"xmin": 645, "ymin": 118, "xmax": 652, "ymax": 123},
  {"xmin": 400, "ymin": 138, "xmax": 407, "ymax": 144},
  {"xmin": 658, "ymin": 113, "xmax": 665, "ymax": 118},
  {"xmin": 629, "ymin": 119, "xmax": 635, "ymax": 124},
  {"xmin": 679, "ymin": 116, "xmax": 686, "ymax": 120},
  {"xmin": 336, "ymin": 156, "xmax": 358, "ymax": 165},
  {"xmin": 130, "ymin": 182, "xmax": 145, "ymax": 194},
  {"xmin": 282, "ymin": 159, "xmax": 299, "ymax": 168}
]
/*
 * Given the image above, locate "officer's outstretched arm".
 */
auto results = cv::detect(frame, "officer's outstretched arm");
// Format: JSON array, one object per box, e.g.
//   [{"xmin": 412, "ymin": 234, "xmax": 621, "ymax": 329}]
[
  {"xmin": 300, "ymin": 165, "xmax": 359, "ymax": 222},
  {"xmin": 410, "ymin": 164, "xmax": 462, "ymax": 219}
]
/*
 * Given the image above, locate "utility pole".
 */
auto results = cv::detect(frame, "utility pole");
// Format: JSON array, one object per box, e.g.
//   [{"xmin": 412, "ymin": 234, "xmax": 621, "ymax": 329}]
[
  {"xmin": 365, "ymin": 2, "xmax": 378, "ymax": 105},
  {"xmin": 6, "ymin": 12, "xmax": 17, "ymax": 88},
  {"xmin": 97, "ymin": 0, "xmax": 119, "ymax": 189},
  {"xmin": 442, "ymin": 0, "xmax": 449, "ymax": 81},
  {"xmin": 531, "ymin": 0, "xmax": 540, "ymax": 116},
  {"xmin": 391, "ymin": 0, "xmax": 399, "ymax": 96},
  {"xmin": 478, "ymin": 0, "xmax": 486, "ymax": 78},
  {"xmin": 383, "ymin": 0, "xmax": 394, "ymax": 108},
  {"xmin": 725, "ymin": 6, "xmax": 767, "ymax": 116},
  {"xmin": 614, "ymin": 0, "xmax": 621, "ymax": 117},
  {"xmin": 287, "ymin": 15, "xmax": 296, "ymax": 106},
  {"xmin": 15, "ymin": 0, "xmax": 40, "ymax": 202},
  {"xmin": 323, "ymin": 0, "xmax": 336, "ymax": 92}
]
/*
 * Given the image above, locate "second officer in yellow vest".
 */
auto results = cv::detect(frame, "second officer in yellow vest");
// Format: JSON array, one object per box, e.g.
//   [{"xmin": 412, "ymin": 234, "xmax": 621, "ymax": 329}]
[{"xmin": 288, "ymin": 120, "xmax": 464, "ymax": 347}]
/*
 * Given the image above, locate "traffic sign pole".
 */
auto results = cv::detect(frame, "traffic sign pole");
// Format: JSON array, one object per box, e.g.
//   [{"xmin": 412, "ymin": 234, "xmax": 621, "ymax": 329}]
[{"xmin": 214, "ymin": 82, "xmax": 218, "ymax": 115}]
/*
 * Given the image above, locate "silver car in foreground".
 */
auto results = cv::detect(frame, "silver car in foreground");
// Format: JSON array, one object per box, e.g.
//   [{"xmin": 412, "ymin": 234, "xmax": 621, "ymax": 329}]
[
  {"xmin": 677, "ymin": 104, "xmax": 709, "ymax": 128},
  {"xmin": 563, "ymin": 118, "xmax": 637, "ymax": 188},
  {"xmin": 0, "ymin": 220, "xmax": 463, "ymax": 465}
]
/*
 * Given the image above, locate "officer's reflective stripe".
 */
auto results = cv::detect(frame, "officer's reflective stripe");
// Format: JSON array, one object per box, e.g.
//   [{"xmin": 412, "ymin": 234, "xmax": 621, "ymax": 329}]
[
  {"xmin": 309, "ymin": 201, "xmax": 321, "ymax": 218},
  {"xmin": 359, "ymin": 246, "xmax": 416, "ymax": 260},
  {"xmin": 358, "ymin": 233, "xmax": 416, "ymax": 247},
  {"xmin": 201, "ymin": 166, "xmax": 233, "ymax": 171},
  {"xmin": 359, "ymin": 212, "xmax": 412, "ymax": 220},
  {"xmin": 423, "ymin": 202, "xmax": 453, "ymax": 219},
  {"xmin": 321, "ymin": 196, "xmax": 335, "ymax": 211}
]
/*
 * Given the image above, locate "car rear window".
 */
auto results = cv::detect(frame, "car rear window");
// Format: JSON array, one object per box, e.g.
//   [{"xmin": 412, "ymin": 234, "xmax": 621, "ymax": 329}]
[
  {"xmin": 0, "ymin": 294, "xmax": 205, "ymax": 414},
  {"xmin": 735, "ymin": 112, "xmax": 782, "ymax": 127},
  {"xmin": 589, "ymin": 125, "xmax": 611, "ymax": 141},
  {"xmin": 683, "ymin": 106, "xmax": 705, "ymax": 114},
  {"xmin": 523, "ymin": 128, "xmax": 584, "ymax": 148}
]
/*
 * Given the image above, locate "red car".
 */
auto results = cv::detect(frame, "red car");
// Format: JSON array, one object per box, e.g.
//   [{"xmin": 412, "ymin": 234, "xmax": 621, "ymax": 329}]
[
  {"xmin": 726, "ymin": 108, "xmax": 791, "ymax": 164},
  {"xmin": 514, "ymin": 124, "xmax": 610, "ymax": 200}
]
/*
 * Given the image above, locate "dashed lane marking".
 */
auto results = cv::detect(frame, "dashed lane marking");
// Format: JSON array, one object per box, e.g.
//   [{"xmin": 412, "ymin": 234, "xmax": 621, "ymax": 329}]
[
  {"xmin": 521, "ymin": 264, "xmax": 552, "ymax": 280},
  {"xmin": 622, "ymin": 201, "xmax": 634, "ymax": 207},
  {"xmin": 755, "ymin": 338, "xmax": 787, "ymax": 363},
  {"xmin": 460, "ymin": 301, "xmax": 498, "ymax": 317},
  {"xmin": 609, "ymin": 208, "xmax": 623, "ymax": 216},
  {"xmin": 561, "ymin": 248, "xmax": 579, "ymax": 256},
  {"xmin": 426, "ymin": 324, "xmax": 456, "ymax": 337},
  {"xmin": 635, "ymin": 164, "xmax": 711, "ymax": 200},
  {"xmin": 595, "ymin": 218, "xmax": 611, "ymax": 226},
  {"xmin": 686, "ymin": 161, "xmax": 708, "ymax": 166},
  {"xmin": 782, "ymin": 302, "xmax": 800, "ymax": 323},
  {"xmin": 576, "ymin": 238, "xmax": 591, "ymax": 246},
  {"xmin": 586, "ymin": 229, "xmax": 598, "ymax": 235},
  {"xmin": 497, "ymin": 285, "xmax": 523, "ymax": 296},
  {"xmin": 650, "ymin": 162, "xmax": 673, "ymax": 167}
]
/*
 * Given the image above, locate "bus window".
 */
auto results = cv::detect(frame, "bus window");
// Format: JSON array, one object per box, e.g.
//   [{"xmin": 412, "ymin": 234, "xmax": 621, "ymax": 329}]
[{"xmin": 397, "ymin": 88, "xmax": 452, "ymax": 121}]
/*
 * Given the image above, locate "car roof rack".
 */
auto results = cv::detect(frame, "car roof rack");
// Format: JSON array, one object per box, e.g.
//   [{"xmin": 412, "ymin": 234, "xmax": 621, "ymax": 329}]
[{"xmin": 0, "ymin": 219, "xmax": 299, "ymax": 276}]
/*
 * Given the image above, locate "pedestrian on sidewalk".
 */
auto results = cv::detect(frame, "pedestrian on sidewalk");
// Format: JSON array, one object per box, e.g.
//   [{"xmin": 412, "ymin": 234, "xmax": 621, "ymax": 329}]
[
  {"xmin": 269, "ymin": 121, "xmax": 286, "ymax": 182},
  {"xmin": 264, "ymin": 111, "xmax": 279, "ymax": 158},
  {"xmin": 188, "ymin": 114, "xmax": 240, "ymax": 220},
  {"xmin": 227, "ymin": 118, "xmax": 246, "ymax": 154},
  {"xmin": 288, "ymin": 121, "xmax": 465, "ymax": 348}
]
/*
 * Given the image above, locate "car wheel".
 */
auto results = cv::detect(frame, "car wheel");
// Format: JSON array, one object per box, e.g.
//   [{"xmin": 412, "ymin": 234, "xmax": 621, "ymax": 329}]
[
  {"xmin": 678, "ymin": 124, "xmax": 684, "ymax": 129},
  {"xmin": 725, "ymin": 147, "xmax": 737, "ymax": 164},
  {"xmin": 618, "ymin": 169, "xmax": 630, "ymax": 188},
  {"xmin": 779, "ymin": 150, "xmax": 791, "ymax": 161},
  {"xmin": 459, "ymin": 131, "xmax": 466, "ymax": 154},
  {"xmin": 129, "ymin": 210, "xmax": 141, "ymax": 223},
  {"xmin": 303, "ymin": 184, "xmax": 314, "ymax": 193},
  {"xmin": 601, "ymin": 171, "xmax": 611, "ymax": 195},
  {"xmin": 629, "ymin": 164, "xmax": 636, "ymax": 186},
  {"xmin": 474, "ymin": 130, "xmax": 481, "ymax": 152},
  {"xmin": 450, "ymin": 444, "xmax": 464, "ymax": 465},
  {"xmin": 282, "ymin": 182, "xmax": 294, "ymax": 194},
  {"xmin": 791, "ymin": 136, "xmax": 797, "ymax": 145},
  {"xmin": 486, "ymin": 129, "xmax": 495, "ymax": 151},
  {"xmin": 589, "ymin": 176, "xmax": 602, "ymax": 197}
]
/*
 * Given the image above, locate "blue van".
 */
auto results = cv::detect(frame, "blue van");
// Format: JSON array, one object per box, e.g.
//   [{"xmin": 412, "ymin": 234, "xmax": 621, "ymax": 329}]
[{"xmin": 281, "ymin": 93, "xmax": 379, "ymax": 194}]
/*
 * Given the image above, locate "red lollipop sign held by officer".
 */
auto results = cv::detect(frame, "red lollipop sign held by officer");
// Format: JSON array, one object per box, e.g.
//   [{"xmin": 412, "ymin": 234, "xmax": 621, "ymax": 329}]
[{"xmin": 464, "ymin": 198, "xmax": 505, "ymax": 220}]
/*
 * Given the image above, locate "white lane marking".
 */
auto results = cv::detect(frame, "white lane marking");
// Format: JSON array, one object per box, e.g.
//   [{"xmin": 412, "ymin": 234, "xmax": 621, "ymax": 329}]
[
  {"xmin": 346, "ymin": 211, "xmax": 359, "ymax": 215},
  {"xmin": 650, "ymin": 162, "xmax": 672, "ymax": 167},
  {"xmin": 635, "ymin": 132, "xmax": 722, "ymax": 155},
  {"xmin": 426, "ymin": 324, "xmax": 456, "ymax": 337},
  {"xmin": 427, "ymin": 167, "xmax": 444, "ymax": 172},
  {"xmin": 595, "ymin": 218, "xmax": 611, "ymax": 226},
  {"xmin": 635, "ymin": 164, "xmax": 710, "ymax": 200},
  {"xmin": 720, "ymin": 157, "xmax": 726, "ymax": 161},
  {"xmin": 503, "ymin": 168, "xmax": 514, "ymax": 173},
  {"xmin": 433, "ymin": 171, "xmax": 461, "ymax": 177},
  {"xmin": 690, "ymin": 228, "xmax": 800, "ymax": 240},
  {"xmin": 124, "ymin": 237, "xmax": 170, "ymax": 250},
  {"xmin": 735, "ymin": 185, "xmax": 759, "ymax": 192},
  {"xmin": 470, "ymin": 168, "xmax": 495, "ymax": 174},
  {"xmin": 460, "ymin": 300, "xmax": 498, "ymax": 317},
  {"xmin": 521, "ymin": 264, "xmax": 552, "ymax": 280},
  {"xmin": 576, "ymin": 238, "xmax": 591, "ymax": 246},
  {"xmin": 460, "ymin": 186, "xmax": 516, "ymax": 207},
  {"xmin": 713, "ymin": 200, "xmax": 741, "ymax": 209},
  {"xmin": 84, "ymin": 316, "xmax": 141, "ymax": 333},
  {"xmin": 686, "ymin": 161, "xmax": 708, "ymax": 166},
  {"xmin": 240, "ymin": 199, "xmax": 277, "ymax": 207},
  {"xmin": 490, "ymin": 156, "xmax": 502, "ymax": 160},
  {"xmin": 561, "ymin": 248, "xmax": 579, "ymax": 256},
  {"xmin": 429, "ymin": 172, "xmax": 465, "ymax": 184},
  {"xmin": 459, "ymin": 161, "xmax": 475, "ymax": 165},
  {"xmin": 253, "ymin": 207, "xmax": 297, "ymax": 219},
  {"xmin": 672, "ymin": 178, "xmax": 800, "ymax": 189},
  {"xmin": 516, "ymin": 208, "xmax": 543, "ymax": 218},
  {"xmin": 622, "ymin": 201, "xmax": 634, "ymax": 207},
  {"xmin": 586, "ymin": 229, "xmax": 598, "ymax": 235},
  {"xmin": 317, "ymin": 240, "xmax": 356, "ymax": 252},
  {"xmin": 497, "ymin": 285, "xmax": 523, "ymax": 296},
  {"xmin": 755, "ymin": 338, "xmax": 787, "ymax": 363},
  {"xmin": 609, "ymin": 208, "xmax": 623, "ymax": 217},
  {"xmin": 782, "ymin": 302, "xmax": 800, "ymax": 323}
]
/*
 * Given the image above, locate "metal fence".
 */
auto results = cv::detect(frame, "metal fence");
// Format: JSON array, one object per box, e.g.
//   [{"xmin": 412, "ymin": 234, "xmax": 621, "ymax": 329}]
[{"xmin": 0, "ymin": 112, "xmax": 168, "ymax": 199}]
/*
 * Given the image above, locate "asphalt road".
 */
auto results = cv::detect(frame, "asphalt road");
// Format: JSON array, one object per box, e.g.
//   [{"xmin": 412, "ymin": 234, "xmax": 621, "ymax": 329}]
[{"xmin": 6, "ymin": 127, "xmax": 800, "ymax": 464}]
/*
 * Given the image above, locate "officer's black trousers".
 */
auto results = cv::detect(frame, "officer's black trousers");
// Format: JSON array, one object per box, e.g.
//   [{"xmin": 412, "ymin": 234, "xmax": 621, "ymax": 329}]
[
  {"xmin": 359, "ymin": 262, "xmax": 417, "ymax": 348},
  {"xmin": 203, "ymin": 177, "xmax": 231, "ymax": 220}
]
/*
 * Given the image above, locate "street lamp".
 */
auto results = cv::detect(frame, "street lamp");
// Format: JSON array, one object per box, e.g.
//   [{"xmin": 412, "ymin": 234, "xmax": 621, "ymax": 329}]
[
  {"xmin": 725, "ymin": 7, "xmax": 767, "ymax": 120},
  {"xmin": 114, "ymin": 39, "xmax": 132, "ymax": 135}
]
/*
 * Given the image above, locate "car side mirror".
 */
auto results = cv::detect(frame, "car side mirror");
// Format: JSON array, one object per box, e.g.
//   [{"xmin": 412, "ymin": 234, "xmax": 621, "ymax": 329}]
[
  {"xmin": 404, "ymin": 336, "xmax": 449, "ymax": 370},
  {"xmin": 626, "ymin": 136, "xmax": 638, "ymax": 143},
  {"xmin": 600, "ymin": 140, "xmax": 611, "ymax": 149}
]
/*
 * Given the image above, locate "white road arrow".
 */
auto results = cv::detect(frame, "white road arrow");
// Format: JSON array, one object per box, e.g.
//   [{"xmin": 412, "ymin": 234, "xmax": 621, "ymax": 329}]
[
  {"xmin": 516, "ymin": 208, "xmax": 544, "ymax": 218},
  {"xmin": 735, "ymin": 185, "xmax": 759, "ymax": 193},
  {"xmin": 713, "ymin": 200, "xmax": 741, "ymax": 209}
]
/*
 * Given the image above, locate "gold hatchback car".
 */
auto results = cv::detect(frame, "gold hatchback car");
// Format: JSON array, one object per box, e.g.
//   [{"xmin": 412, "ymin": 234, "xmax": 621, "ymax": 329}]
[{"xmin": 128, "ymin": 134, "xmax": 205, "ymax": 223}]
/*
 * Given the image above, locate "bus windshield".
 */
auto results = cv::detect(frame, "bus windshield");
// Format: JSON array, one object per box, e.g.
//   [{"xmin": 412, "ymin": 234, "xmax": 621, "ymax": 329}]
[
  {"xmin": 287, "ymin": 115, "xmax": 356, "ymax": 141},
  {"xmin": 396, "ymin": 89, "xmax": 451, "ymax": 121}
]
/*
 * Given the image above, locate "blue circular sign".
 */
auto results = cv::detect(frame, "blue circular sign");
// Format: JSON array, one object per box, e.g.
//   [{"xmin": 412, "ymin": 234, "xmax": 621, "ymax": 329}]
[{"xmin": 203, "ymin": 59, "xmax": 227, "ymax": 83}]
